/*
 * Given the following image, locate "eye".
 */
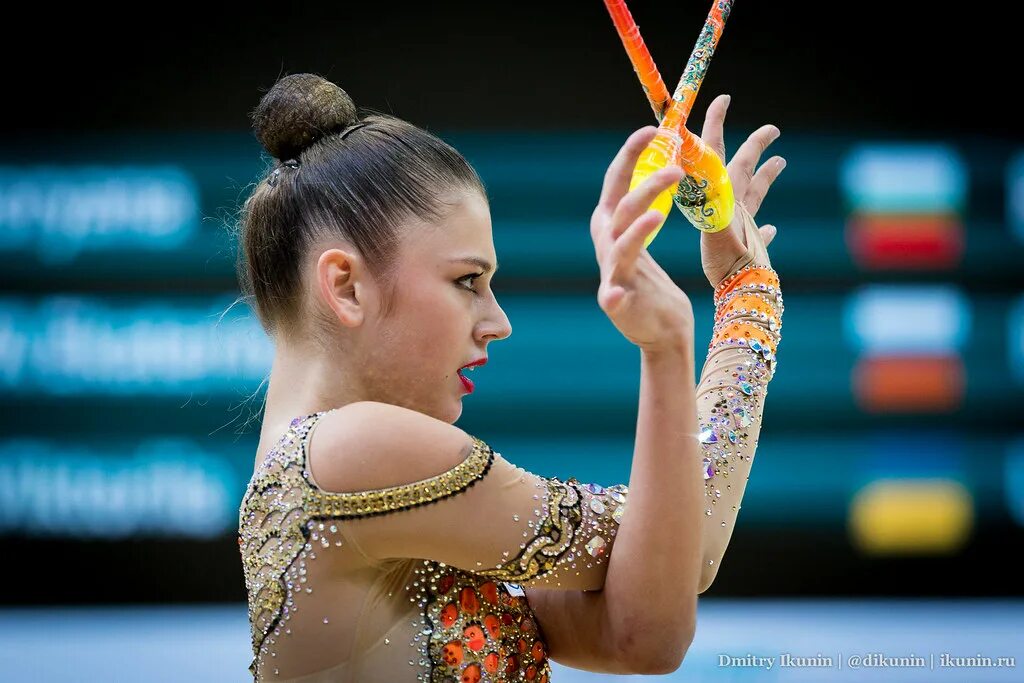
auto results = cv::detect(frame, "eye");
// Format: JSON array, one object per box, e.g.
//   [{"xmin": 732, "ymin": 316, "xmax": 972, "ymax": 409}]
[{"xmin": 457, "ymin": 273, "xmax": 484, "ymax": 293}]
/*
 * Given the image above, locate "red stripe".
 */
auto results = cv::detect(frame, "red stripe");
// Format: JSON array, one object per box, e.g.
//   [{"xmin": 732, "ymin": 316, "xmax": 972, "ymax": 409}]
[{"xmin": 846, "ymin": 214, "xmax": 964, "ymax": 269}]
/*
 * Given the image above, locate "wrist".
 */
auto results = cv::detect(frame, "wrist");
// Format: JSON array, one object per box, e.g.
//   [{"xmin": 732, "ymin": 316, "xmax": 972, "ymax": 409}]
[
  {"xmin": 713, "ymin": 264, "xmax": 781, "ymax": 307},
  {"xmin": 640, "ymin": 333, "xmax": 694, "ymax": 361}
]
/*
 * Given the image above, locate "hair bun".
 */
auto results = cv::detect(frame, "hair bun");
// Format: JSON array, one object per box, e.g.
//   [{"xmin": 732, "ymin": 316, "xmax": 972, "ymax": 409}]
[{"xmin": 252, "ymin": 73, "xmax": 359, "ymax": 160}]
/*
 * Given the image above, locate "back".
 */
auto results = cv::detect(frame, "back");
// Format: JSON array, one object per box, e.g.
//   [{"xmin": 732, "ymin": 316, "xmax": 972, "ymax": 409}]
[{"xmin": 238, "ymin": 404, "xmax": 630, "ymax": 682}]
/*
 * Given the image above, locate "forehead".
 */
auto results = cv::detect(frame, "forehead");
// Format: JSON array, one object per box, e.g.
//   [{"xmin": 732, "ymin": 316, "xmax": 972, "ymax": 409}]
[{"xmin": 401, "ymin": 190, "xmax": 495, "ymax": 262}]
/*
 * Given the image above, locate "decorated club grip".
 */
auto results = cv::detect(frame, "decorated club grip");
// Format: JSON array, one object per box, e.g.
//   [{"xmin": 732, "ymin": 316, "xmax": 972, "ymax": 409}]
[{"xmin": 609, "ymin": 0, "xmax": 736, "ymax": 241}]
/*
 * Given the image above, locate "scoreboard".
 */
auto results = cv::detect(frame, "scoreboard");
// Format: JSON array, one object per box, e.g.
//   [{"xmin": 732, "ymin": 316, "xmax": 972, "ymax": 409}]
[{"xmin": 1, "ymin": 130, "xmax": 1021, "ymax": 600}]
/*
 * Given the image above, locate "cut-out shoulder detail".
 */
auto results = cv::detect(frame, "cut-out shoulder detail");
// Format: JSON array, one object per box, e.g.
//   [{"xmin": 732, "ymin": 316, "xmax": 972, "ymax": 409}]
[
  {"xmin": 305, "ymin": 399, "xmax": 483, "ymax": 497},
  {"xmin": 306, "ymin": 429, "xmax": 495, "ymax": 520}
]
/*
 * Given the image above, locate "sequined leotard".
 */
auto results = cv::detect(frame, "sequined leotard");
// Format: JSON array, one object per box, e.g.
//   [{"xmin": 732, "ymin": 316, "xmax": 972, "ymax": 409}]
[
  {"xmin": 238, "ymin": 416, "xmax": 624, "ymax": 682},
  {"xmin": 238, "ymin": 206, "xmax": 783, "ymax": 682}
]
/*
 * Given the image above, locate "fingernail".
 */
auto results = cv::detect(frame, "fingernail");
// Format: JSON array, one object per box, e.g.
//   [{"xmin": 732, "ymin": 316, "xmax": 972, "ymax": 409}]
[
  {"xmin": 777, "ymin": 158, "xmax": 787, "ymax": 170},
  {"xmin": 724, "ymin": 94, "xmax": 732, "ymax": 108}
]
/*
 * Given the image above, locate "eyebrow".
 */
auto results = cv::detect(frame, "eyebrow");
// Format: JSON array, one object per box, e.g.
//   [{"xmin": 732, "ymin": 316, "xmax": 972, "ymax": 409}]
[{"xmin": 449, "ymin": 257, "xmax": 498, "ymax": 274}]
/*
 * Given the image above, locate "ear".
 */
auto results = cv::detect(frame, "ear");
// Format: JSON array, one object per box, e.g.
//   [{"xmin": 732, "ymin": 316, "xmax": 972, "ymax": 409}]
[{"xmin": 317, "ymin": 248, "xmax": 367, "ymax": 328}]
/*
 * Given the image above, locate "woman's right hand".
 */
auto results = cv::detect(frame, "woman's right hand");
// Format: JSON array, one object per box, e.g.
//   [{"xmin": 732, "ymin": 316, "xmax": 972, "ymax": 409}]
[{"xmin": 590, "ymin": 126, "xmax": 695, "ymax": 354}]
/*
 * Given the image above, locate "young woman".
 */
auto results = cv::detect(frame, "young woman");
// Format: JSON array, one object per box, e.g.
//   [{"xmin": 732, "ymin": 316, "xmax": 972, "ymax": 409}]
[{"xmin": 237, "ymin": 73, "xmax": 784, "ymax": 682}]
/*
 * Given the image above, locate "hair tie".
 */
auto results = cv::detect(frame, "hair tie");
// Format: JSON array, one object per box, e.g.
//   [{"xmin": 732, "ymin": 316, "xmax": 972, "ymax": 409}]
[
  {"xmin": 339, "ymin": 121, "xmax": 370, "ymax": 140},
  {"xmin": 267, "ymin": 158, "xmax": 301, "ymax": 187}
]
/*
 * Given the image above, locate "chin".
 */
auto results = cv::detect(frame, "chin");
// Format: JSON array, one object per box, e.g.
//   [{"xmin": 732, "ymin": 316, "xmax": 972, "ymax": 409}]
[{"xmin": 445, "ymin": 399, "xmax": 463, "ymax": 425}]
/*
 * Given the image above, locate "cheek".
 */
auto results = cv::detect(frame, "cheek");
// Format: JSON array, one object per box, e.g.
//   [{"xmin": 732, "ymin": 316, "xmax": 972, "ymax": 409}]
[{"xmin": 381, "ymin": 299, "xmax": 463, "ymax": 374}]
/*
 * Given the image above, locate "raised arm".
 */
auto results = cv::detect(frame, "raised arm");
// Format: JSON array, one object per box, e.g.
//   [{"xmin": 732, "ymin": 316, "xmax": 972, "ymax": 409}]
[
  {"xmin": 695, "ymin": 208, "xmax": 783, "ymax": 591},
  {"xmin": 694, "ymin": 95, "xmax": 786, "ymax": 590},
  {"xmin": 524, "ymin": 127, "xmax": 706, "ymax": 676},
  {"xmin": 529, "ymin": 109, "xmax": 786, "ymax": 672}
]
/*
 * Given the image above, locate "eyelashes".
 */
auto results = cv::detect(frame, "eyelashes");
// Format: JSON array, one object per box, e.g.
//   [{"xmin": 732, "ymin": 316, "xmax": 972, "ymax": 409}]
[{"xmin": 457, "ymin": 273, "xmax": 484, "ymax": 293}]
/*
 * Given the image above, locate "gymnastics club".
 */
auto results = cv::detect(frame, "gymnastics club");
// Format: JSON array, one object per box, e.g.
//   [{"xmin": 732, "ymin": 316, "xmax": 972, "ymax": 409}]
[{"xmin": 605, "ymin": 0, "xmax": 736, "ymax": 245}]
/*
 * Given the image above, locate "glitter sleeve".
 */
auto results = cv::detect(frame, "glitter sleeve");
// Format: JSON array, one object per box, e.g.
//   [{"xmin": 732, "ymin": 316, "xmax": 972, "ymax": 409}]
[
  {"xmin": 694, "ymin": 201, "xmax": 783, "ymax": 587},
  {"xmin": 339, "ymin": 440, "xmax": 628, "ymax": 592}
]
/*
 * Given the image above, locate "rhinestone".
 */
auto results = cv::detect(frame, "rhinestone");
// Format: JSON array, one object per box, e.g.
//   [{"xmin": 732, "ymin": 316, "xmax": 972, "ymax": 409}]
[
  {"xmin": 612, "ymin": 504, "xmax": 625, "ymax": 523},
  {"xmin": 585, "ymin": 483, "xmax": 605, "ymax": 495},
  {"xmin": 585, "ymin": 536, "xmax": 607, "ymax": 557},
  {"xmin": 590, "ymin": 498, "xmax": 606, "ymax": 514},
  {"xmin": 698, "ymin": 428, "xmax": 717, "ymax": 444},
  {"xmin": 607, "ymin": 490, "xmax": 626, "ymax": 503},
  {"xmin": 733, "ymin": 407, "xmax": 752, "ymax": 427},
  {"xmin": 702, "ymin": 458, "xmax": 715, "ymax": 480}
]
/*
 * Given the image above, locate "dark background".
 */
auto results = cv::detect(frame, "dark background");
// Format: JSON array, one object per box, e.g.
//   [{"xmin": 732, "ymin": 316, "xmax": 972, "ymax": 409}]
[{"xmin": 11, "ymin": 2, "xmax": 1017, "ymax": 139}]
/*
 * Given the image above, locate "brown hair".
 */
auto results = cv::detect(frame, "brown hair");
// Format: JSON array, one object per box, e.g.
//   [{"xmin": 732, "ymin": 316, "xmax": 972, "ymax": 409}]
[{"xmin": 235, "ymin": 73, "xmax": 486, "ymax": 341}]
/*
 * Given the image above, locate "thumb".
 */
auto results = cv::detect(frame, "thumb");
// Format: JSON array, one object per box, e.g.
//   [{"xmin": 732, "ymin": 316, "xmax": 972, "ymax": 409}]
[{"xmin": 759, "ymin": 224, "xmax": 777, "ymax": 246}]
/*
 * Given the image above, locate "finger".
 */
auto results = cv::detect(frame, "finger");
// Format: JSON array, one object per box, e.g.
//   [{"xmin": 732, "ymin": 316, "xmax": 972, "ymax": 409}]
[
  {"xmin": 609, "ymin": 165, "xmax": 684, "ymax": 240},
  {"xmin": 700, "ymin": 94, "xmax": 730, "ymax": 162},
  {"xmin": 758, "ymin": 224, "xmax": 777, "ymax": 247},
  {"xmin": 598, "ymin": 126, "xmax": 659, "ymax": 212},
  {"xmin": 744, "ymin": 156, "xmax": 786, "ymax": 217},
  {"xmin": 612, "ymin": 209, "xmax": 664, "ymax": 281},
  {"xmin": 728, "ymin": 124, "xmax": 780, "ymax": 195}
]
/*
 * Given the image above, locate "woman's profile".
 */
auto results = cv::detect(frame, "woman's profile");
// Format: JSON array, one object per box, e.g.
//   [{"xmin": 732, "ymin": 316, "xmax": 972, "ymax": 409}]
[{"xmin": 236, "ymin": 72, "xmax": 785, "ymax": 681}]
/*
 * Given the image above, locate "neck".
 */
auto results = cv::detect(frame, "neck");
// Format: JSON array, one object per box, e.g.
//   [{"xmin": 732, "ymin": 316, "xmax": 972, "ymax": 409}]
[{"xmin": 259, "ymin": 339, "xmax": 363, "ymax": 444}]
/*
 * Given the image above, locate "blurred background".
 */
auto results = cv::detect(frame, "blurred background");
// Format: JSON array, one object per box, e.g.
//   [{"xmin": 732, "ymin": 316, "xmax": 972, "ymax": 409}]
[{"xmin": 1, "ymin": 1, "xmax": 1021, "ymax": 681}]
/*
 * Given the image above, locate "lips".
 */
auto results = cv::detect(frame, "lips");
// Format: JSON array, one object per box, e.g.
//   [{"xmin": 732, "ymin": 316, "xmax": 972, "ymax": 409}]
[{"xmin": 457, "ymin": 358, "xmax": 487, "ymax": 393}]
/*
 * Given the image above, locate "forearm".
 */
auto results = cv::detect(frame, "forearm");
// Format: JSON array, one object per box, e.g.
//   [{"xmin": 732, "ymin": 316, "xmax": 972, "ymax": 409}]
[
  {"xmin": 695, "ymin": 266, "xmax": 784, "ymax": 591},
  {"xmin": 599, "ymin": 336, "xmax": 703, "ymax": 668}
]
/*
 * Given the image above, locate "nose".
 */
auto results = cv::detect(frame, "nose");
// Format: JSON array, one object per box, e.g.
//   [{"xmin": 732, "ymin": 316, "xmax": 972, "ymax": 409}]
[{"xmin": 477, "ymin": 298, "xmax": 512, "ymax": 342}]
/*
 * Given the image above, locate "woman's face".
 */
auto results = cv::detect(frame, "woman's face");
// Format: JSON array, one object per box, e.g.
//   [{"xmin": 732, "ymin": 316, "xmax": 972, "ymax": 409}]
[{"xmin": 354, "ymin": 189, "xmax": 512, "ymax": 423}]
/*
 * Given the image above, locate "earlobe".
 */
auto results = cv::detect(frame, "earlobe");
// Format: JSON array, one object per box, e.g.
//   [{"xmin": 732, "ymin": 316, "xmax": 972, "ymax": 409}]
[{"xmin": 319, "ymin": 249, "xmax": 364, "ymax": 328}]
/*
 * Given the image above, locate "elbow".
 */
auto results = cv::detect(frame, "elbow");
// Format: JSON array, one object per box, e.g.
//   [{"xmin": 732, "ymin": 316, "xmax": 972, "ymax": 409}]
[
  {"xmin": 698, "ymin": 569, "xmax": 717, "ymax": 595},
  {"xmin": 698, "ymin": 555, "xmax": 721, "ymax": 594},
  {"xmin": 619, "ymin": 615, "xmax": 696, "ymax": 675}
]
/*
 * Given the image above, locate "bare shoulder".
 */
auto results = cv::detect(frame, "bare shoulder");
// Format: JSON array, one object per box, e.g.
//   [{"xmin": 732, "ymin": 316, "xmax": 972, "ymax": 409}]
[{"xmin": 307, "ymin": 400, "xmax": 477, "ymax": 494}]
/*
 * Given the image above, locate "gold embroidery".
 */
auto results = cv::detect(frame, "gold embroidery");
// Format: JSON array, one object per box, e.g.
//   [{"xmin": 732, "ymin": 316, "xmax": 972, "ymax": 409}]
[
  {"xmin": 238, "ymin": 413, "xmax": 494, "ymax": 677},
  {"xmin": 478, "ymin": 477, "xmax": 628, "ymax": 587}
]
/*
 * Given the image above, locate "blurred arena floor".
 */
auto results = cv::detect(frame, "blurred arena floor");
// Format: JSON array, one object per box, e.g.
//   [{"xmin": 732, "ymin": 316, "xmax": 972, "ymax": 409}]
[{"xmin": 2, "ymin": 599, "xmax": 1020, "ymax": 682}]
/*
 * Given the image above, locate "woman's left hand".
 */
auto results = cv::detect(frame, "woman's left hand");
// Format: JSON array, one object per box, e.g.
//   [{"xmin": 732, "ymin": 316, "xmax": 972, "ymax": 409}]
[{"xmin": 697, "ymin": 94, "xmax": 786, "ymax": 289}]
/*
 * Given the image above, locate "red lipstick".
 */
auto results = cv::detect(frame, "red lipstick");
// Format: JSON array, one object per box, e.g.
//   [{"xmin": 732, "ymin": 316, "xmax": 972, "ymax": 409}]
[{"xmin": 457, "ymin": 358, "xmax": 487, "ymax": 393}]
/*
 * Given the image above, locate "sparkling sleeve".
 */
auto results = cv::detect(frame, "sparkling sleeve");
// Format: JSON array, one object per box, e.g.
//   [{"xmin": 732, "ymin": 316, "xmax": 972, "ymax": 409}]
[
  {"xmin": 695, "ymin": 202, "xmax": 783, "ymax": 584},
  {"xmin": 337, "ymin": 442, "xmax": 628, "ymax": 592}
]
